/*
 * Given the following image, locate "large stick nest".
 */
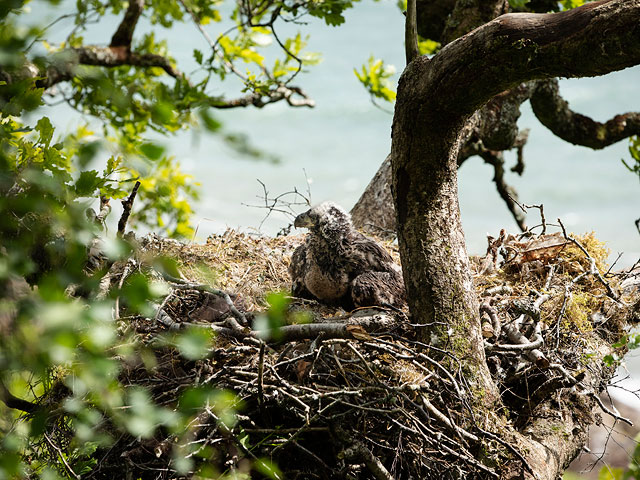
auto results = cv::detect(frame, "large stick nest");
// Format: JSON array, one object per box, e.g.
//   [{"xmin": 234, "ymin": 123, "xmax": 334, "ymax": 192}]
[{"xmin": 34, "ymin": 229, "xmax": 640, "ymax": 479}]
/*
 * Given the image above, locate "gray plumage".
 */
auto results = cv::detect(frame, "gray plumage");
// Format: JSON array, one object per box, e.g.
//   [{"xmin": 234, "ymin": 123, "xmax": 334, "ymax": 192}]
[{"xmin": 289, "ymin": 202, "xmax": 406, "ymax": 309}]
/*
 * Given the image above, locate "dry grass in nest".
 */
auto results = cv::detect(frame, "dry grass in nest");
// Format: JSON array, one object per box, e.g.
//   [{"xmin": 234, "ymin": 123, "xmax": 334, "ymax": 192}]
[
  {"xmin": 140, "ymin": 230, "xmax": 303, "ymax": 310},
  {"xmin": 140, "ymin": 230, "xmax": 402, "ymax": 313}
]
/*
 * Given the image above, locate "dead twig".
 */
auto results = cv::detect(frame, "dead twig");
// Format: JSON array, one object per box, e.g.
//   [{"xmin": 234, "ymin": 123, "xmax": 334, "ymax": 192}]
[
  {"xmin": 44, "ymin": 432, "xmax": 81, "ymax": 480},
  {"xmin": 580, "ymin": 390, "xmax": 633, "ymax": 426},
  {"xmin": 558, "ymin": 218, "xmax": 618, "ymax": 300},
  {"xmin": 118, "ymin": 181, "xmax": 141, "ymax": 237}
]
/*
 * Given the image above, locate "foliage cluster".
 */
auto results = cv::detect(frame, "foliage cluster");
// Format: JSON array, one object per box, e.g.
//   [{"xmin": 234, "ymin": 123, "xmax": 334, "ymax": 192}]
[
  {"xmin": 0, "ymin": 0, "xmax": 354, "ymax": 477},
  {"xmin": 623, "ymin": 136, "xmax": 640, "ymax": 180}
]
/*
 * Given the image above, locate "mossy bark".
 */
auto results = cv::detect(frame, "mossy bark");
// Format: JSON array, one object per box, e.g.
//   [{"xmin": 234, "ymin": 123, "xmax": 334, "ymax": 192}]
[{"xmin": 389, "ymin": 1, "xmax": 640, "ymax": 477}]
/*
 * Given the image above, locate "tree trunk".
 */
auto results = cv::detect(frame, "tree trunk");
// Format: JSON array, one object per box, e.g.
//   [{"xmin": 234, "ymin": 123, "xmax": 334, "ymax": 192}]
[
  {"xmin": 352, "ymin": 0, "xmax": 640, "ymax": 235},
  {"xmin": 350, "ymin": 155, "xmax": 395, "ymax": 237},
  {"xmin": 390, "ymin": 0, "xmax": 640, "ymax": 477},
  {"xmin": 391, "ymin": 61, "xmax": 497, "ymax": 395}
]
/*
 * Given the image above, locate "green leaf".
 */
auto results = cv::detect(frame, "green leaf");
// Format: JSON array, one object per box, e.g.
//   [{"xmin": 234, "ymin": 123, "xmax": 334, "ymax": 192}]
[
  {"xmin": 176, "ymin": 327, "xmax": 213, "ymax": 360},
  {"xmin": 560, "ymin": 0, "xmax": 588, "ymax": 10},
  {"xmin": 307, "ymin": 0, "xmax": 354, "ymax": 26},
  {"xmin": 603, "ymin": 354, "xmax": 618, "ymax": 366},
  {"xmin": 104, "ymin": 155, "xmax": 123, "ymax": 175},
  {"xmin": 598, "ymin": 466, "xmax": 624, "ymax": 480},
  {"xmin": 74, "ymin": 170, "xmax": 101, "ymax": 196},
  {"xmin": 35, "ymin": 117, "xmax": 54, "ymax": 147},
  {"xmin": 179, "ymin": 385, "xmax": 216, "ymax": 412},
  {"xmin": 354, "ymin": 56, "xmax": 397, "ymax": 102},
  {"xmin": 152, "ymin": 256, "xmax": 181, "ymax": 278},
  {"xmin": 211, "ymin": 390, "xmax": 242, "ymax": 427},
  {"xmin": 254, "ymin": 458, "xmax": 284, "ymax": 480},
  {"xmin": 151, "ymin": 101, "xmax": 175, "ymax": 125},
  {"xmin": 199, "ymin": 109, "xmax": 222, "ymax": 132},
  {"xmin": 418, "ymin": 38, "xmax": 441, "ymax": 55},
  {"xmin": 117, "ymin": 272, "xmax": 154, "ymax": 315},
  {"xmin": 266, "ymin": 291, "xmax": 289, "ymax": 324},
  {"xmin": 253, "ymin": 292, "xmax": 290, "ymax": 341},
  {"xmin": 78, "ymin": 141, "xmax": 102, "ymax": 168},
  {"xmin": 139, "ymin": 142, "xmax": 165, "ymax": 160}
]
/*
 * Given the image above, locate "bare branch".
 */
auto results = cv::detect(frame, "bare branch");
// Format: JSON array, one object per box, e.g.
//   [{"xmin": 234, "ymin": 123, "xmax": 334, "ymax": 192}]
[
  {"xmin": 420, "ymin": 395, "xmax": 479, "ymax": 442},
  {"xmin": 0, "ymin": 379, "xmax": 38, "ymax": 413},
  {"xmin": 581, "ymin": 389, "xmax": 633, "ymax": 426},
  {"xmin": 118, "ymin": 181, "xmax": 141, "ymax": 237},
  {"xmin": 334, "ymin": 424, "xmax": 396, "ymax": 480},
  {"xmin": 405, "ymin": 0, "xmax": 420, "ymax": 64},
  {"xmin": 110, "ymin": 0, "xmax": 145, "ymax": 49},
  {"xmin": 531, "ymin": 78, "xmax": 640, "ymax": 149},
  {"xmin": 479, "ymin": 149, "xmax": 527, "ymax": 231},
  {"xmin": 421, "ymin": 1, "xmax": 640, "ymax": 120},
  {"xmin": 211, "ymin": 85, "xmax": 315, "ymax": 109},
  {"xmin": 25, "ymin": 47, "xmax": 185, "ymax": 90},
  {"xmin": 44, "ymin": 432, "xmax": 81, "ymax": 480}
]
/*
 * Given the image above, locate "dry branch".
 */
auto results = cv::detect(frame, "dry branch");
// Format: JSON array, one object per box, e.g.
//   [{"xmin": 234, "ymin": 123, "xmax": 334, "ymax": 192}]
[
  {"xmin": 117, "ymin": 180, "xmax": 140, "ymax": 237},
  {"xmin": 109, "ymin": 0, "xmax": 144, "ymax": 49},
  {"xmin": 0, "ymin": 379, "xmax": 38, "ymax": 413}
]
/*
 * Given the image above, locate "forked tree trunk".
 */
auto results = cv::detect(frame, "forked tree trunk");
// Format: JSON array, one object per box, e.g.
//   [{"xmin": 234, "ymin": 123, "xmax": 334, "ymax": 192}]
[
  {"xmin": 389, "ymin": 1, "xmax": 640, "ymax": 477},
  {"xmin": 393, "ymin": 0, "xmax": 640, "ymax": 344}
]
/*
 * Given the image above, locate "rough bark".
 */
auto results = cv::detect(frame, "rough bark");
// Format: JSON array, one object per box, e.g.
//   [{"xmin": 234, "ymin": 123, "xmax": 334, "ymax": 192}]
[
  {"xmin": 441, "ymin": 0, "xmax": 508, "ymax": 44},
  {"xmin": 531, "ymin": 78, "xmax": 640, "ymax": 149},
  {"xmin": 393, "ymin": 0, "xmax": 640, "ymax": 357},
  {"xmin": 415, "ymin": 0, "xmax": 456, "ymax": 41},
  {"xmin": 392, "ymin": 62, "xmax": 496, "ymax": 395},
  {"xmin": 352, "ymin": 0, "xmax": 640, "ymax": 233},
  {"xmin": 391, "ymin": 0, "xmax": 640, "ymax": 477},
  {"xmin": 350, "ymin": 155, "xmax": 395, "ymax": 236},
  {"xmin": 110, "ymin": 0, "xmax": 145, "ymax": 49},
  {"xmin": 414, "ymin": 0, "xmax": 556, "ymax": 44}
]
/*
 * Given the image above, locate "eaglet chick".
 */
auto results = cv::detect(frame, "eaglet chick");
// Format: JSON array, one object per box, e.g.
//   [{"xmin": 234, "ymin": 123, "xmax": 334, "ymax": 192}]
[{"xmin": 289, "ymin": 202, "xmax": 406, "ymax": 309}]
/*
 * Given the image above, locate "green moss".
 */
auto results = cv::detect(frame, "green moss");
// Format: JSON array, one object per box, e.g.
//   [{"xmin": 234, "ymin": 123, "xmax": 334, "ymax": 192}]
[
  {"xmin": 563, "ymin": 291, "xmax": 597, "ymax": 333},
  {"xmin": 561, "ymin": 232, "xmax": 610, "ymax": 274}
]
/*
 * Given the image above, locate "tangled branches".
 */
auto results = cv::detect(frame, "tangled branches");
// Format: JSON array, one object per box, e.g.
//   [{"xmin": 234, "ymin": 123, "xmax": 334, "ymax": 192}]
[
  {"xmin": 91, "ymin": 305, "xmax": 511, "ymax": 479},
  {"xmin": 14, "ymin": 227, "xmax": 640, "ymax": 479}
]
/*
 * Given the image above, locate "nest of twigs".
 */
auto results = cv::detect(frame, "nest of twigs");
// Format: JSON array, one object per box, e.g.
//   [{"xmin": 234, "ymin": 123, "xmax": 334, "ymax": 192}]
[{"xmin": 34, "ymin": 228, "xmax": 640, "ymax": 480}]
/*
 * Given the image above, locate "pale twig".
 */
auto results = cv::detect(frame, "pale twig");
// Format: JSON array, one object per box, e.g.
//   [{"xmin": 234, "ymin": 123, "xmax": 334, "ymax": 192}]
[
  {"xmin": 420, "ymin": 395, "xmax": 479, "ymax": 443},
  {"xmin": 243, "ymin": 178, "xmax": 311, "ymax": 231},
  {"xmin": 558, "ymin": 218, "xmax": 618, "ymax": 300},
  {"xmin": 44, "ymin": 433, "xmax": 81, "ymax": 480},
  {"xmin": 579, "ymin": 390, "xmax": 633, "ymax": 426},
  {"xmin": 524, "ymin": 203, "xmax": 547, "ymax": 235}
]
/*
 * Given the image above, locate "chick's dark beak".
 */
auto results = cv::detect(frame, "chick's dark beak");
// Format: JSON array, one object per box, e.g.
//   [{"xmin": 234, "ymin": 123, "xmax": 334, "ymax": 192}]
[{"xmin": 294, "ymin": 210, "xmax": 313, "ymax": 228}]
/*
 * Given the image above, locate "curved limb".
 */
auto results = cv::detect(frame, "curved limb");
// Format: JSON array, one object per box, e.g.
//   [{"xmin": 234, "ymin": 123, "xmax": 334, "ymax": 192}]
[{"xmin": 531, "ymin": 78, "xmax": 640, "ymax": 149}]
